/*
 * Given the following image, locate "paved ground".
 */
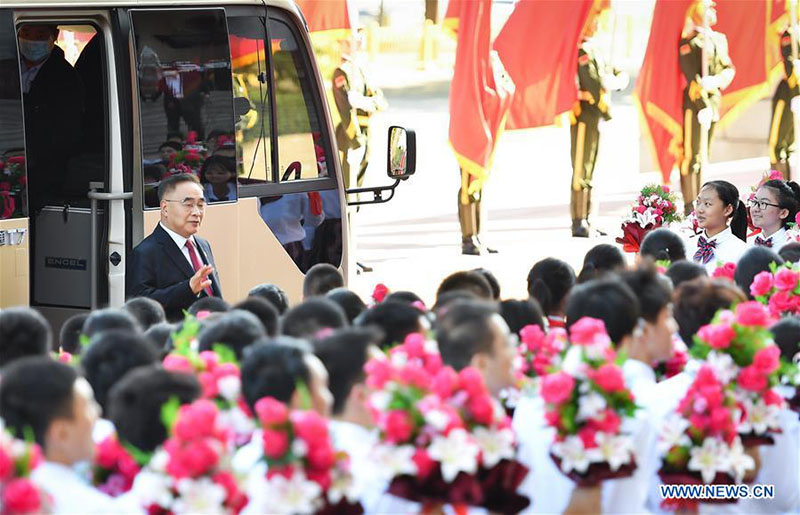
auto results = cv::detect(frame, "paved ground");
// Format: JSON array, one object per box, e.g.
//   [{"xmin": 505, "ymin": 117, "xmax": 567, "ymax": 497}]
[{"xmin": 348, "ymin": 80, "xmax": 770, "ymax": 305}]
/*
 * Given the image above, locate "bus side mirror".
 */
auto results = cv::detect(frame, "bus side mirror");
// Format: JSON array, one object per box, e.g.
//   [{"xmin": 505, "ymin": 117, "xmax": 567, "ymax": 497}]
[{"xmin": 387, "ymin": 126, "xmax": 416, "ymax": 180}]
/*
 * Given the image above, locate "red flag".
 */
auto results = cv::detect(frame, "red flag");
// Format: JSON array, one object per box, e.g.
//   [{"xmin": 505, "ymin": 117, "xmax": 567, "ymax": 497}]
[
  {"xmin": 295, "ymin": 0, "xmax": 352, "ymax": 33},
  {"xmin": 442, "ymin": 0, "xmax": 461, "ymax": 38},
  {"xmin": 448, "ymin": 0, "xmax": 514, "ymax": 193},
  {"xmin": 494, "ymin": 0, "xmax": 595, "ymax": 129},
  {"xmin": 635, "ymin": 0, "xmax": 693, "ymax": 183}
]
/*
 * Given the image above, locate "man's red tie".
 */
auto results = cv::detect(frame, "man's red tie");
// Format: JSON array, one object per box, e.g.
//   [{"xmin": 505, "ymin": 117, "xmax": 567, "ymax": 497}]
[{"xmin": 185, "ymin": 239, "xmax": 213, "ymax": 297}]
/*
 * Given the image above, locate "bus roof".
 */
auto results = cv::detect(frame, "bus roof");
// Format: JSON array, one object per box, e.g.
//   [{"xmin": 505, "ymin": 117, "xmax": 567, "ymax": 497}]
[{"xmin": 4, "ymin": 0, "xmax": 299, "ymax": 13}]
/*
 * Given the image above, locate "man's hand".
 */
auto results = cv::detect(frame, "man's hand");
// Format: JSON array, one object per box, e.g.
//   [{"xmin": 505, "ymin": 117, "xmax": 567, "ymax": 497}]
[
  {"xmin": 190, "ymin": 265, "xmax": 214, "ymax": 295},
  {"xmin": 697, "ymin": 107, "xmax": 713, "ymax": 128}
]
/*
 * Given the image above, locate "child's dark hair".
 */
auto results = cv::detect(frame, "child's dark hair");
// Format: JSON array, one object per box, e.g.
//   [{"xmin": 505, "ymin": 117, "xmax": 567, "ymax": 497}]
[
  {"xmin": 188, "ymin": 296, "xmax": 230, "ymax": 316},
  {"xmin": 761, "ymin": 179, "xmax": 800, "ymax": 228},
  {"xmin": 527, "ymin": 258, "xmax": 576, "ymax": 316},
  {"xmin": 303, "ymin": 263, "xmax": 344, "ymax": 298},
  {"xmin": 702, "ymin": 180, "xmax": 747, "ymax": 241},
  {"xmin": 499, "ymin": 299, "xmax": 545, "ymax": 335},
  {"xmin": 565, "ymin": 278, "xmax": 640, "ymax": 344},
  {"xmin": 326, "ymin": 288, "xmax": 367, "ymax": 324},
  {"xmin": 355, "ymin": 301, "xmax": 422, "ymax": 350},
  {"xmin": 673, "ymin": 278, "xmax": 746, "ymax": 346},
  {"xmin": 199, "ymin": 155, "xmax": 235, "ymax": 183},
  {"xmin": 282, "ymin": 298, "xmax": 348, "ymax": 340},
  {"xmin": 59, "ymin": 313, "xmax": 89, "ymax": 354},
  {"xmin": 144, "ymin": 322, "xmax": 175, "ymax": 357},
  {"xmin": 233, "ymin": 296, "xmax": 280, "ymax": 337},
  {"xmin": 0, "ymin": 357, "xmax": 77, "ymax": 446},
  {"xmin": 82, "ymin": 330, "xmax": 159, "ymax": 412},
  {"xmin": 107, "ymin": 365, "xmax": 201, "ymax": 452},
  {"xmin": 248, "ymin": 283, "xmax": 290, "ymax": 314},
  {"xmin": 577, "ymin": 244, "xmax": 626, "ymax": 283},
  {"xmin": 436, "ymin": 270, "xmax": 493, "ymax": 302},
  {"xmin": 0, "ymin": 308, "xmax": 52, "ymax": 365},
  {"xmin": 640, "ymin": 228, "xmax": 686, "ymax": 262},
  {"xmin": 82, "ymin": 308, "xmax": 141, "ymax": 340},
  {"xmin": 158, "ymin": 141, "xmax": 182, "ymax": 152},
  {"xmin": 241, "ymin": 341, "xmax": 311, "ymax": 413},
  {"xmin": 620, "ymin": 264, "xmax": 672, "ymax": 323},
  {"xmin": 313, "ymin": 328, "xmax": 380, "ymax": 415},
  {"xmin": 666, "ymin": 260, "xmax": 708, "ymax": 289},
  {"xmin": 384, "ymin": 290, "xmax": 424, "ymax": 306},
  {"xmin": 770, "ymin": 316, "xmax": 800, "ymax": 362},
  {"xmin": 780, "ymin": 242, "xmax": 800, "ymax": 264},
  {"xmin": 733, "ymin": 246, "xmax": 784, "ymax": 300},
  {"xmin": 472, "ymin": 268, "xmax": 501, "ymax": 299},
  {"xmin": 123, "ymin": 297, "xmax": 166, "ymax": 331},
  {"xmin": 197, "ymin": 310, "xmax": 266, "ymax": 360},
  {"xmin": 435, "ymin": 300, "xmax": 500, "ymax": 371}
]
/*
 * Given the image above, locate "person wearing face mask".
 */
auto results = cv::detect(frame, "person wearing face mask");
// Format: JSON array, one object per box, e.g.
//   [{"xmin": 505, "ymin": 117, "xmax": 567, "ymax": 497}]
[
  {"xmin": 748, "ymin": 178, "xmax": 800, "ymax": 251},
  {"xmin": 17, "ymin": 24, "xmax": 84, "ymax": 211}
]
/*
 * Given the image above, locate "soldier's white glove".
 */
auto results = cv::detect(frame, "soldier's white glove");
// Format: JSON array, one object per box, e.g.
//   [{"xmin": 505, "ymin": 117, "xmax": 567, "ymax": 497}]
[
  {"xmin": 791, "ymin": 96, "xmax": 800, "ymax": 114},
  {"xmin": 602, "ymin": 71, "xmax": 630, "ymax": 91},
  {"xmin": 794, "ymin": 59, "xmax": 800, "ymax": 76},
  {"xmin": 697, "ymin": 107, "xmax": 713, "ymax": 128},
  {"xmin": 700, "ymin": 75, "xmax": 719, "ymax": 91}
]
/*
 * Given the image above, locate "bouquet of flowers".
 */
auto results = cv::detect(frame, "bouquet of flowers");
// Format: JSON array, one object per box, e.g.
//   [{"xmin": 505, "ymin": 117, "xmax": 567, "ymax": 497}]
[
  {"xmin": 616, "ymin": 184, "xmax": 682, "ymax": 253},
  {"xmin": 131, "ymin": 399, "xmax": 247, "ymax": 514},
  {"xmin": 243, "ymin": 397, "xmax": 361, "ymax": 514},
  {"xmin": 750, "ymin": 263, "xmax": 800, "ymax": 318},
  {"xmin": 711, "ymin": 262, "xmax": 737, "ymax": 281},
  {"xmin": 162, "ymin": 316, "xmax": 256, "ymax": 447},
  {"xmin": 653, "ymin": 336, "xmax": 689, "ymax": 381},
  {"xmin": 540, "ymin": 318, "xmax": 638, "ymax": 485},
  {"xmin": 0, "ymin": 421, "xmax": 47, "ymax": 514},
  {"xmin": 779, "ymin": 351, "xmax": 800, "ymax": 415},
  {"xmin": 657, "ymin": 366, "xmax": 755, "ymax": 510},
  {"xmin": 93, "ymin": 434, "xmax": 146, "ymax": 497},
  {"xmin": 365, "ymin": 333, "xmax": 529, "ymax": 513},
  {"xmin": 691, "ymin": 302, "xmax": 785, "ymax": 445},
  {"xmin": 517, "ymin": 324, "xmax": 567, "ymax": 381},
  {"xmin": 0, "ymin": 155, "xmax": 26, "ymax": 219}
]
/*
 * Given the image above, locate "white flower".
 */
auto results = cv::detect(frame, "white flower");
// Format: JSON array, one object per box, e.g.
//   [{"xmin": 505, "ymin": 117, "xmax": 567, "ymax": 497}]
[
  {"xmin": 726, "ymin": 437, "xmax": 755, "ymax": 483},
  {"xmin": 472, "ymin": 427, "xmax": 515, "ymax": 468},
  {"xmin": 738, "ymin": 397, "xmax": 781, "ymax": 435},
  {"xmin": 131, "ymin": 470, "xmax": 174, "ymax": 510},
  {"xmin": 577, "ymin": 391, "xmax": 606, "ymax": 422},
  {"xmin": 688, "ymin": 438, "xmax": 730, "ymax": 484},
  {"xmin": 551, "ymin": 435, "xmax": 592, "ymax": 475},
  {"xmin": 586, "ymin": 432, "xmax": 633, "ymax": 471},
  {"xmin": 257, "ymin": 470, "xmax": 323, "ymax": 514},
  {"xmin": 705, "ymin": 351, "xmax": 738, "ymax": 384},
  {"xmin": 657, "ymin": 415, "xmax": 691, "ymax": 455},
  {"xmin": 291, "ymin": 438, "xmax": 308, "ymax": 458},
  {"xmin": 217, "ymin": 375, "xmax": 241, "ymax": 403},
  {"xmin": 423, "ymin": 339, "xmax": 440, "ymax": 355},
  {"xmin": 427, "ymin": 428, "xmax": 480, "ymax": 482},
  {"xmin": 561, "ymin": 346, "xmax": 588, "ymax": 378},
  {"xmin": 327, "ymin": 467, "xmax": 360, "ymax": 504},
  {"xmin": 218, "ymin": 405, "xmax": 257, "ymax": 438},
  {"xmin": 423, "ymin": 409, "xmax": 450, "ymax": 432},
  {"xmin": 369, "ymin": 391, "xmax": 391, "ymax": 412},
  {"xmin": 173, "ymin": 477, "xmax": 227, "ymax": 514},
  {"xmin": 370, "ymin": 444, "xmax": 417, "ymax": 479},
  {"xmin": 148, "ymin": 449, "xmax": 170, "ymax": 473},
  {"xmin": 390, "ymin": 350, "xmax": 409, "ymax": 368}
]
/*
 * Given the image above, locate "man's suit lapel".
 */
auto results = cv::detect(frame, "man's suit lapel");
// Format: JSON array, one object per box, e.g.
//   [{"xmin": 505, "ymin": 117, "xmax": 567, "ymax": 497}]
[
  {"xmin": 195, "ymin": 238, "xmax": 222, "ymax": 297},
  {"xmin": 153, "ymin": 224, "xmax": 194, "ymax": 279}
]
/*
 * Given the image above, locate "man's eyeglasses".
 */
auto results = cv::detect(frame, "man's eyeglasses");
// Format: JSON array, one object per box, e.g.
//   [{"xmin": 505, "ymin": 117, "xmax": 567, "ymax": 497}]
[
  {"xmin": 747, "ymin": 198, "xmax": 780, "ymax": 211},
  {"xmin": 164, "ymin": 198, "xmax": 206, "ymax": 211}
]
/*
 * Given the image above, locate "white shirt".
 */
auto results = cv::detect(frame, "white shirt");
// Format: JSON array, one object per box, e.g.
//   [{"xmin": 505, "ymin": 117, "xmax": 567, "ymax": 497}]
[
  {"xmin": 92, "ymin": 418, "xmax": 116, "ymax": 444},
  {"xmin": 688, "ymin": 227, "xmax": 749, "ymax": 273},
  {"xmin": 258, "ymin": 193, "xmax": 324, "ymax": 246},
  {"xmin": 203, "ymin": 182, "xmax": 237, "ymax": 203},
  {"xmin": 159, "ymin": 222, "xmax": 200, "ymax": 270},
  {"xmin": 32, "ymin": 461, "xmax": 142, "ymax": 514},
  {"xmin": 748, "ymin": 227, "xmax": 790, "ymax": 253}
]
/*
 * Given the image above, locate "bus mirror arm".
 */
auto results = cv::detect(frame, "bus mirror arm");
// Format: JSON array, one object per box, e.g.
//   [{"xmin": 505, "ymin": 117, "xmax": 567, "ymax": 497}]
[{"xmin": 345, "ymin": 179, "xmax": 400, "ymax": 206}]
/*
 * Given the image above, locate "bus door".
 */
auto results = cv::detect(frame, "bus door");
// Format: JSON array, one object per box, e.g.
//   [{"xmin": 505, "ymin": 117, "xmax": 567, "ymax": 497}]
[{"xmin": 3, "ymin": 11, "xmax": 123, "ymax": 328}]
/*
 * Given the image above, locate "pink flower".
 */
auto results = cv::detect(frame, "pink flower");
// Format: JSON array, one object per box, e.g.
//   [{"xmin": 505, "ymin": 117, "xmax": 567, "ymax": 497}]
[
  {"xmin": 95, "ymin": 437, "xmax": 122, "ymax": 469},
  {"xmin": 402, "ymin": 333, "xmax": 426, "ymax": 358},
  {"xmin": 734, "ymin": 301, "xmax": 771, "ymax": 327},
  {"xmin": 2, "ymin": 478, "xmax": 42, "ymax": 514},
  {"xmin": 468, "ymin": 394, "xmax": 495, "ymax": 425},
  {"xmin": 173, "ymin": 400, "xmax": 217, "ymax": 440},
  {"xmin": 709, "ymin": 406, "xmax": 732, "ymax": 434},
  {"xmin": 290, "ymin": 411, "xmax": 328, "ymax": 445},
  {"xmin": 589, "ymin": 409, "xmax": 621, "ymax": 434},
  {"xmin": 540, "ymin": 371, "xmax": 575, "ymax": 405},
  {"xmin": 769, "ymin": 290, "xmax": 795, "ymax": 315},
  {"xmin": 199, "ymin": 351, "xmax": 219, "ymax": 371},
  {"xmin": 750, "ymin": 271, "xmax": 774, "ymax": 297},
  {"xmin": 262, "ymin": 429, "xmax": 289, "ymax": 459},
  {"xmin": 774, "ymin": 268, "xmax": 799, "ymax": 292},
  {"xmin": 432, "ymin": 367, "xmax": 458, "ymax": 399},
  {"xmin": 578, "ymin": 426, "xmax": 597, "ymax": 448},
  {"xmin": 520, "ymin": 324, "xmax": 546, "ymax": 352},
  {"xmin": 254, "ymin": 397, "xmax": 289, "ymax": 426},
  {"xmin": 166, "ymin": 437, "xmax": 220, "ymax": 478},
  {"xmin": 753, "ymin": 346, "xmax": 780, "ymax": 374},
  {"xmin": 712, "ymin": 262, "xmax": 736, "ymax": 280},
  {"xmin": 306, "ymin": 442, "xmax": 335, "ymax": 470},
  {"xmin": 592, "ymin": 363, "xmax": 626, "ymax": 393},
  {"xmin": 0, "ymin": 448, "xmax": 11, "ymax": 480},
  {"xmin": 697, "ymin": 324, "xmax": 735, "ymax": 350},
  {"xmin": 195, "ymin": 309, "xmax": 212, "ymax": 320},
  {"xmin": 57, "ymin": 351, "xmax": 72, "ymax": 363},
  {"xmin": 383, "ymin": 410, "xmax": 414, "ymax": 443},
  {"xmin": 412, "ymin": 300, "xmax": 427, "ymax": 312},
  {"xmin": 569, "ymin": 317, "xmax": 609, "ymax": 346},
  {"xmin": 372, "ymin": 283, "xmax": 389, "ymax": 303},
  {"xmin": 398, "ymin": 363, "xmax": 431, "ymax": 390},
  {"xmin": 162, "ymin": 354, "xmax": 194, "ymax": 373},
  {"xmin": 412, "ymin": 448, "xmax": 436, "ymax": 479},
  {"xmin": 458, "ymin": 367, "xmax": 489, "ymax": 397},
  {"xmin": 365, "ymin": 358, "xmax": 393, "ymax": 390},
  {"xmin": 198, "ymin": 371, "xmax": 218, "ymax": 399},
  {"xmin": 763, "ymin": 389, "xmax": 784, "ymax": 406},
  {"xmin": 738, "ymin": 365, "xmax": 768, "ymax": 391}
]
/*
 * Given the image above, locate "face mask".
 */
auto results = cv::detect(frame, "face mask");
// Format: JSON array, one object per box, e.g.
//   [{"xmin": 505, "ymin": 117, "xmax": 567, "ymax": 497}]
[{"xmin": 18, "ymin": 38, "xmax": 53, "ymax": 63}]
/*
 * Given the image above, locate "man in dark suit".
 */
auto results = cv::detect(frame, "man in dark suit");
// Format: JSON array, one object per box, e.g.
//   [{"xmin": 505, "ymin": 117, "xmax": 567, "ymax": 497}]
[{"xmin": 127, "ymin": 174, "xmax": 222, "ymax": 321}]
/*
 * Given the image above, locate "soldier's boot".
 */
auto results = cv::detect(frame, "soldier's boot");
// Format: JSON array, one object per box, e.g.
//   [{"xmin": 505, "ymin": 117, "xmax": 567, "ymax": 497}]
[
  {"xmin": 571, "ymin": 189, "xmax": 590, "ymax": 238},
  {"xmin": 680, "ymin": 173, "xmax": 696, "ymax": 216},
  {"xmin": 584, "ymin": 187, "xmax": 606, "ymax": 236},
  {"xmin": 474, "ymin": 199, "xmax": 498, "ymax": 254},
  {"xmin": 459, "ymin": 199, "xmax": 481, "ymax": 255}
]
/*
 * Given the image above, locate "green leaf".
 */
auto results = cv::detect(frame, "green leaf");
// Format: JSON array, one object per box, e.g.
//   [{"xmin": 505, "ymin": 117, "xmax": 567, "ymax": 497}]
[
  {"xmin": 295, "ymin": 381, "xmax": 312, "ymax": 410},
  {"xmin": 655, "ymin": 259, "xmax": 672, "ymax": 270},
  {"xmin": 212, "ymin": 343, "xmax": 238, "ymax": 365},
  {"xmin": 79, "ymin": 333, "xmax": 91, "ymax": 349},
  {"xmin": 121, "ymin": 440, "xmax": 153, "ymax": 467},
  {"xmin": 160, "ymin": 396, "xmax": 181, "ymax": 433}
]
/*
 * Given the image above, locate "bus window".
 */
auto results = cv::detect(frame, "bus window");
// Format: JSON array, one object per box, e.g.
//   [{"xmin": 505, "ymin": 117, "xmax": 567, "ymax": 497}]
[
  {"xmin": 130, "ymin": 9, "xmax": 237, "ymax": 207},
  {"xmin": 268, "ymin": 15, "xmax": 330, "ymax": 182},
  {"xmin": 227, "ymin": 15, "xmax": 275, "ymax": 185},
  {"xmin": 0, "ymin": 11, "xmax": 26, "ymax": 220}
]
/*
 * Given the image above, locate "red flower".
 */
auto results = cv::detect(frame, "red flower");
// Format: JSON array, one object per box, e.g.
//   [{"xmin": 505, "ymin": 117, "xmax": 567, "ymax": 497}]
[
  {"xmin": 212, "ymin": 471, "xmax": 248, "ymax": 512},
  {"xmin": 7, "ymin": 156, "xmax": 24, "ymax": 165},
  {"xmin": 262, "ymin": 429, "xmax": 289, "ymax": 459},
  {"xmin": 734, "ymin": 301, "xmax": 771, "ymax": 327},
  {"xmin": 412, "ymin": 448, "xmax": 436, "ymax": 479},
  {"xmin": 541, "ymin": 371, "xmax": 575, "ymax": 405},
  {"xmin": 372, "ymin": 283, "xmax": 389, "ymax": 303},
  {"xmin": 468, "ymin": 394, "xmax": 495, "ymax": 425},
  {"xmin": 750, "ymin": 271, "xmax": 774, "ymax": 297},
  {"xmin": 592, "ymin": 364, "xmax": 626, "ymax": 392},
  {"xmin": 95, "ymin": 437, "xmax": 122, "ymax": 469},
  {"xmin": 588, "ymin": 409, "xmax": 621, "ymax": 434},
  {"xmin": 738, "ymin": 365, "xmax": 768, "ymax": 392},
  {"xmin": 458, "ymin": 367, "xmax": 488, "ymax": 397},
  {"xmin": 753, "ymin": 346, "xmax": 780, "ymax": 375},
  {"xmin": 2, "ymin": 478, "xmax": 42, "ymax": 514},
  {"xmin": 763, "ymin": 389, "xmax": 784, "ymax": 406},
  {"xmin": 432, "ymin": 367, "xmax": 458, "ymax": 399},
  {"xmin": 774, "ymin": 268, "xmax": 799, "ymax": 292},
  {"xmin": 0, "ymin": 448, "xmax": 12, "ymax": 480},
  {"xmin": 578, "ymin": 426, "xmax": 597, "ymax": 448},
  {"xmin": 709, "ymin": 406, "xmax": 733, "ymax": 435},
  {"xmin": 383, "ymin": 410, "xmax": 414, "ymax": 443},
  {"xmin": 305, "ymin": 468, "xmax": 332, "ymax": 491},
  {"xmin": 306, "ymin": 442, "xmax": 335, "ymax": 470},
  {"xmin": 290, "ymin": 411, "xmax": 329, "ymax": 446},
  {"xmin": 697, "ymin": 324, "xmax": 735, "ymax": 350},
  {"xmin": 254, "ymin": 397, "xmax": 289, "ymax": 426}
]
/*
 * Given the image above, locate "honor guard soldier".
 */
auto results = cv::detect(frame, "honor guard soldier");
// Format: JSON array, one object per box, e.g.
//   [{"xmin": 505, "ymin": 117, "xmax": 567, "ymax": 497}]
[
  {"xmin": 332, "ymin": 29, "xmax": 387, "ymax": 190},
  {"xmin": 678, "ymin": 0, "xmax": 735, "ymax": 215},
  {"xmin": 769, "ymin": 18, "xmax": 800, "ymax": 179}
]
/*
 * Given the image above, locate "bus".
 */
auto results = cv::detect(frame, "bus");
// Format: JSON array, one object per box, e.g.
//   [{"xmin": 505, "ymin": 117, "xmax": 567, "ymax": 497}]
[{"xmin": 0, "ymin": 0, "xmax": 415, "ymax": 330}]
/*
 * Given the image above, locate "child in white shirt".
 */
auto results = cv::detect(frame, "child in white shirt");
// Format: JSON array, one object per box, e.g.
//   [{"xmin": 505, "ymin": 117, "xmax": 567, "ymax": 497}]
[
  {"xmin": 688, "ymin": 180, "xmax": 749, "ymax": 273},
  {"xmin": 747, "ymin": 178, "xmax": 800, "ymax": 252}
]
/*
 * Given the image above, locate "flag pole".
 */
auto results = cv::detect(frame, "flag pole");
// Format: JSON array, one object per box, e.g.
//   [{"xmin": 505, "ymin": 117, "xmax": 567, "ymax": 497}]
[
  {"xmin": 791, "ymin": 0, "xmax": 798, "ymax": 179},
  {"xmin": 699, "ymin": 2, "xmax": 711, "ymax": 172}
]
